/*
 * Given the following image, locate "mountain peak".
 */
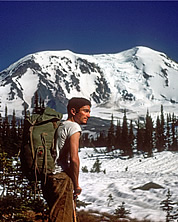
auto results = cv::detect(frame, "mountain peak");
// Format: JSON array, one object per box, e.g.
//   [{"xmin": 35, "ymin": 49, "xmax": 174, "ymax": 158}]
[{"xmin": 0, "ymin": 47, "xmax": 178, "ymax": 119}]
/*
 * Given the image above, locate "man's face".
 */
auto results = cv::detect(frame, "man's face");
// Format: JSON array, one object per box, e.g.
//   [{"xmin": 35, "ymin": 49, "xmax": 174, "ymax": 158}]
[{"xmin": 74, "ymin": 105, "xmax": 91, "ymax": 125}]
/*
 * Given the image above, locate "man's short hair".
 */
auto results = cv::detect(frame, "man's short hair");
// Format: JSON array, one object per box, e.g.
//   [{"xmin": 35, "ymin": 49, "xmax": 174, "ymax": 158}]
[{"xmin": 67, "ymin": 97, "xmax": 91, "ymax": 114}]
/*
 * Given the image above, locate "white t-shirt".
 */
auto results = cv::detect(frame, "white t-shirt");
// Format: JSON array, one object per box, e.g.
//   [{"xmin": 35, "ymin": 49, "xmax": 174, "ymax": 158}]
[{"xmin": 54, "ymin": 120, "xmax": 81, "ymax": 173}]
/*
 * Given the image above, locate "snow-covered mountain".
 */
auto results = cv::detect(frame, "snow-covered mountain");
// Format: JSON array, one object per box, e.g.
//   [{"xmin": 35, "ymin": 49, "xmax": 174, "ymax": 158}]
[{"xmin": 0, "ymin": 46, "xmax": 178, "ymax": 120}]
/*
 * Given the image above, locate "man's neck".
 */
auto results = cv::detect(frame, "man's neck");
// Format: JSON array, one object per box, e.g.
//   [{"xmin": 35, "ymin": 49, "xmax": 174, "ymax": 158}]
[{"xmin": 67, "ymin": 116, "xmax": 76, "ymax": 123}]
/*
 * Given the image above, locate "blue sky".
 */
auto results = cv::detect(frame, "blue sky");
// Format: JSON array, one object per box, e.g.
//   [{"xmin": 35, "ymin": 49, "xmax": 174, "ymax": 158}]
[{"xmin": 0, "ymin": 1, "xmax": 178, "ymax": 71}]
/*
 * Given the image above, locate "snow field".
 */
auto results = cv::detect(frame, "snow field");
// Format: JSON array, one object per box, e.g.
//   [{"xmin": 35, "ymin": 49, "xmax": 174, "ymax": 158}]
[{"xmin": 79, "ymin": 148, "xmax": 178, "ymax": 221}]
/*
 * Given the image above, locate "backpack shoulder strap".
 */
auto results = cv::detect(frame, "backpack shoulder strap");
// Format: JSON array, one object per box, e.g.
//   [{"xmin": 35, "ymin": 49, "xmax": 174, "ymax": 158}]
[{"xmin": 29, "ymin": 120, "xmax": 37, "ymax": 159}]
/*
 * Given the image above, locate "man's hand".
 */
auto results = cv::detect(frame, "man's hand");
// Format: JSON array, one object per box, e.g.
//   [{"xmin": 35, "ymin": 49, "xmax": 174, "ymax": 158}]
[{"xmin": 74, "ymin": 186, "xmax": 82, "ymax": 196}]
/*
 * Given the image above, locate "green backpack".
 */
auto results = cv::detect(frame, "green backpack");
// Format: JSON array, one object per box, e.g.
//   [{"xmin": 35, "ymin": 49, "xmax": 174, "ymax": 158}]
[{"xmin": 20, "ymin": 107, "xmax": 63, "ymax": 182}]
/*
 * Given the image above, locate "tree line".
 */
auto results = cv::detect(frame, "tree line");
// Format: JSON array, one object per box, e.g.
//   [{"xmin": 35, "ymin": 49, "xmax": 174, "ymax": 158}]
[
  {"xmin": 0, "ymin": 106, "xmax": 23, "ymax": 157},
  {"xmin": 0, "ymin": 92, "xmax": 44, "ymax": 157},
  {"xmin": 81, "ymin": 105, "xmax": 178, "ymax": 157},
  {"xmin": 0, "ymin": 94, "xmax": 177, "ymax": 159}
]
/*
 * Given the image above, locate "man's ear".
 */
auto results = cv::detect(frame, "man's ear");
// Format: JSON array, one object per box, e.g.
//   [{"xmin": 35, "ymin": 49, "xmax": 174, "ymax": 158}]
[{"xmin": 71, "ymin": 108, "xmax": 76, "ymax": 116}]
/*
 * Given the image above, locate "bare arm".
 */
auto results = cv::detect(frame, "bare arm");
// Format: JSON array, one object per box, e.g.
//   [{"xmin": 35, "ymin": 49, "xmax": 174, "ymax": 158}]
[{"xmin": 68, "ymin": 131, "xmax": 82, "ymax": 195}]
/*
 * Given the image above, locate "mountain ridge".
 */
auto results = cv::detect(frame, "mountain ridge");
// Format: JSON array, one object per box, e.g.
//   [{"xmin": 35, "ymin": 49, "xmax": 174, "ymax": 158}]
[{"xmin": 0, "ymin": 46, "xmax": 178, "ymax": 119}]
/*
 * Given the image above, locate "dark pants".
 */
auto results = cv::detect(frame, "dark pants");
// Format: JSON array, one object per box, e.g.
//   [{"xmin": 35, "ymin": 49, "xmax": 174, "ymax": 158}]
[{"xmin": 42, "ymin": 172, "xmax": 74, "ymax": 222}]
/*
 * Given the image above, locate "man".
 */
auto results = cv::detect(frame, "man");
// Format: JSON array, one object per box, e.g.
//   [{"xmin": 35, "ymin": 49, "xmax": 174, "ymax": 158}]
[{"xmin": 42, "ymin": 97, "xmax": 91, "ymax": 222}]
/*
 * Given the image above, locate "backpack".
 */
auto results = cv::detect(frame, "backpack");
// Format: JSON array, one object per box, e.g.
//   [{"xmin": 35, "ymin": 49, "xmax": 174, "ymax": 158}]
[{"xmin": 20, "ymin": 107, "xmax": 63, "ymax": 182}]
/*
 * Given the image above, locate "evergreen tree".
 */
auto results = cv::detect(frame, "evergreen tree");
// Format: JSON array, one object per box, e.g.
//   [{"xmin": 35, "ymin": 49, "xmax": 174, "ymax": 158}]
[
  {"xmin": 107, "ymin": 194, "xmax": 114, "ymax": 207},
  {"xmin": 114, "ymin": 202, "xmax": 131, "ymax": 218},
  {"xmin": 155, "ymin": 115, "xmax": 164, "ymax": 152},
  {"xmin": 160, "ymin": 105, "xmax": 165, "ymax": 127},
  {"xmin": 155, "ymin": 105, "xmax": 166, "ymax": 152},
  {"xmin": 95, "ymin": 131, "xmax": 107, "ymax": 147},
  {"xmin": 128, "ymin": 120, "xmax": 134, "ymax": 157},
  {"xmin": 115, "ymin": 120, "xmax": 122, "ymax": 150},
  {"xmin": 143, "ymin": 110, "xmax": 153, "ymax": 156},
  {"xmin": 35, "ymin": 91, "xmax": 39, "ymax": 110},
  {"xmin": 39, "ymin": 97, "xmax": 42, "ymax": 108},
  {"xmin": 90, "ymin": 158, "xmax": 102, "ymax": 173},
  {"xmin": 23, "ymin": 103, "xmax": 28, "ymax": 119},
  {"xmin": 160, "ymin": 189, "xmax": 176, "ymax": 222},
  {"xmin": 4, "ymin": 105, "xmax": 8, "ymax": 126},
  {"xmin": 2, "ymin": 106, "xmax": 10, "ymax": 152},
  {"xmin": 160, "ymin": 105, "xmax": 166, "ymax": 150},
  {"xmin": 33, "ymin": 92, "xmax": 45, "ymax": 114},
  {"xmin": 10, "ymin": 109, "xmax": 19, "ymax": 155},
  {"xmin": 107, "ymin": 114, "xmax": 115, "ymax": 152},
  {"xmin": 79, "ymin": 133, "xmax": 84, "ymax": 148},
  {"xmin": 120, "ymin": 110, "xmax": 129, "ymax": 155},
  {"xmin": 11, "ymin": 109, "xmax": 17, "ymax": 140},
  {"xmin": 33, "ymin": 91, "xmax": 40, "ymax": 114},
  {"xmin": 170, "ymin": 113, "xmax": 178, "ymax": 151},
  {"xmin": 82, "ymin": 133, "xmax": 90, "ymax": 147},
  {"xmin": 42, "ymin": 99, "xmax": 45, "ymax": 110},
  {"xmin": 136, "ymin": 119, "xmax": 144, "ymax": 153},
  {"xmin": 166, "ymin": 114, "xmax": 171, "ymax": 150},
  {"xmin": 17, "ymin": 119, "xmax": 24, "ymax": 147}
]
